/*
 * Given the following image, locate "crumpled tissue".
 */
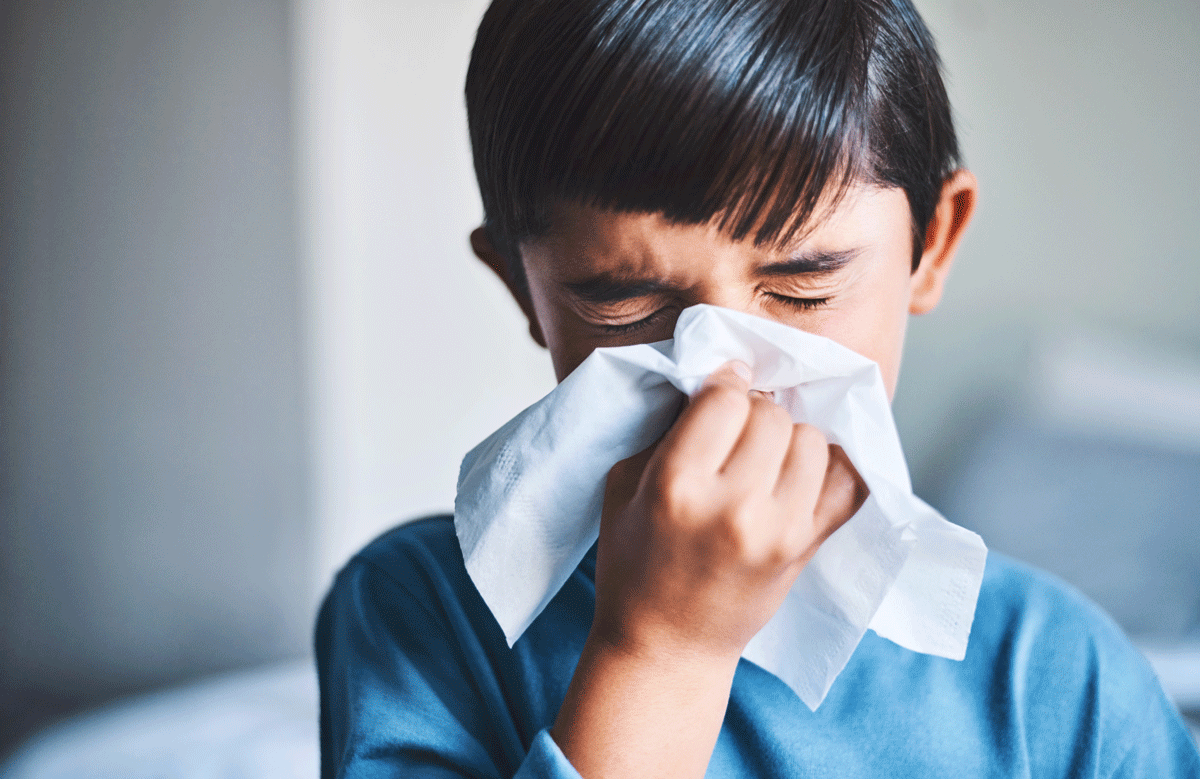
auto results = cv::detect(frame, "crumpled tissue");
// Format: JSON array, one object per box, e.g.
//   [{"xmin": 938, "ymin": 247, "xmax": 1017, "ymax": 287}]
[{"xmin": 455, "ymin": 304, "xmax": 987, "ymax": 709}]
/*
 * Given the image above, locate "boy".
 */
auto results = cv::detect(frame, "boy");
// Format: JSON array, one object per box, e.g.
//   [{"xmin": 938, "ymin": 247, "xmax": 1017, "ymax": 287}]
[{"xmin": 316, "ymin": 0, "xmax": 1200, "ymax": 776}]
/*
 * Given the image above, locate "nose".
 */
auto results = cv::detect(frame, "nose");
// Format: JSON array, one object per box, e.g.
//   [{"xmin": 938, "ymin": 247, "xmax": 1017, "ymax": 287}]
[
  {"xmin": 684, "ymin": 282, "xmax": 760, "ymax": 319},
  {"xmin": 685, "ymin": 291, "xmax": 782, "ymax": 328}
]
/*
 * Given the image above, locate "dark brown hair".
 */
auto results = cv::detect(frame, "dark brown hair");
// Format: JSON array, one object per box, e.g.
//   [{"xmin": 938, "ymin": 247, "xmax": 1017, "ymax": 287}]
[{"xmin": 466, "ymin": 0, "xmax": 960, "ymax": 290}]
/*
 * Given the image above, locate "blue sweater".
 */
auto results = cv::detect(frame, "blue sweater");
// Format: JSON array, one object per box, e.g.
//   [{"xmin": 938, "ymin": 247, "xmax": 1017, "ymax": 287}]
[{"xmin": 316, "ymin": 515, "xmax": 1200, "ymax": 778}]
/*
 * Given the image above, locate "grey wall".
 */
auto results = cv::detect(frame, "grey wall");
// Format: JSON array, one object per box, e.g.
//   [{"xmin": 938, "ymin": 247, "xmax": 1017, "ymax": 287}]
[
  {"xmin": 896, "ymin": 0, "xmax": 1200, "ymax": 495},
  {"xmin": 0, "ymin": 0, "xmax": 311, "ymax": 747}
]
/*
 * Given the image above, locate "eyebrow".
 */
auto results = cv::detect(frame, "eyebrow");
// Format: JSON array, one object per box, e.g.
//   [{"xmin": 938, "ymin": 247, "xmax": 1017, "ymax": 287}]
[
  {"xmin": 755, "ymin": 248, "xmax": 861, "ymax": 277},
  {"xmin": 562, "ymin": 247, "xmax": 860, "ymax": 303},
  {"xmin": 563, "ymin": 275, "xmax": 676, "ymax": 303}
]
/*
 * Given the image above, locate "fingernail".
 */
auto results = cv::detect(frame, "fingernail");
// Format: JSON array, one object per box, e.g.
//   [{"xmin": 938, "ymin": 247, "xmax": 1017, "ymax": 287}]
[{"xmin": 729, "ymin": 360, "xmax": 752, "ymax": 383}]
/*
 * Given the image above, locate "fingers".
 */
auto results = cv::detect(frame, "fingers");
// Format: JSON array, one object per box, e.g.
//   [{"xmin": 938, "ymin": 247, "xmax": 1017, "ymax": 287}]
[
  {"xmin": 656, "ymin": 362, "xmax": 860, "ymax": 548},
  {"xmin": 704, "ymin": 360, "xmax": 753, "ymax": 391},
  {"xmin": 812, "ymin": 445, "xmax": 869, "ymax": 537},
  {"xmin": 657, "ymin": 362, "xmax": 752, "ymax": 474},
  {"xmin": 718, "ymin": 392, "xmax": 794, "ymax": 483},
  {"xmin": 773, "ymin": 424, "xmax": 829, "ymax": 512}
]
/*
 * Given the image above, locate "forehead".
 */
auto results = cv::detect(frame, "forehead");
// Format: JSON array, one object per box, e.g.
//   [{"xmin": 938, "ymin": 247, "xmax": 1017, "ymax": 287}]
[{"xmin": 524, "ymin": 185, "xmax": 912, "ymax": 280}]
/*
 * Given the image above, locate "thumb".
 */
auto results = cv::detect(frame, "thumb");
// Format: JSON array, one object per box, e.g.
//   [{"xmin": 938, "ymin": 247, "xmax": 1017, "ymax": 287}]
[{"xmin": 691, "ymin": 360, "xmax": 752, "ymax": 402}]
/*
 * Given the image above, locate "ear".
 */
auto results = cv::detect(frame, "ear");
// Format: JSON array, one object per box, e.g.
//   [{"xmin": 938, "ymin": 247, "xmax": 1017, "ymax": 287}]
[
  {"xmin": 909, "ymin": 169, "xmax": 978, "ymax": 315},
  {"xmin": 470, "ymin": 227, "xmax": 547, "ymax": 347}
]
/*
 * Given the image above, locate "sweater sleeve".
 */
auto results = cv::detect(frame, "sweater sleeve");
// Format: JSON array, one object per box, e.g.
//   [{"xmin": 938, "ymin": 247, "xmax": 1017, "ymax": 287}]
[{"xmin": 316, "ymin": 552, "xmax": 581, "ymax": 779}]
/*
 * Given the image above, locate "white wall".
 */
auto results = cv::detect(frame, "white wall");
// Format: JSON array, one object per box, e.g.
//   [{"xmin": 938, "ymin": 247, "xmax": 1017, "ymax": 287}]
[
  {"xmin": 0, "ymin": 0, "xmax": 311, "ymax": 721},
  {"xmin": 296, "ymin": 0, "xmax": 554, "ymax": 593},
  {"xmin": 298, "ymin": 0, "xmax": 1199, "ymax": 591}
]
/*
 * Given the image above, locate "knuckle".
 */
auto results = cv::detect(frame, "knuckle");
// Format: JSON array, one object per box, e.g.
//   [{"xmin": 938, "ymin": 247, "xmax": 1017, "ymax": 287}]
[
  {"xmin": 747, "ymin": 532, "xmax": 788, "ymax": 567},
  {"xmin": 764, "ymin": 401, "xmax": 792, "ymax": 428},
  {"xmin": 720, "ymin": 501, "xmax": 786, "ymax": 566},
  {"xmin": 700, "ymin": 384, "xmax": 749, "ymax": 416},
  {"xmin": 652, "ymin": 465, "xmax": 699, "ymax": 516},
  {"xmin": 726, "ymin": 499, "xmax": 758, "ymax": 530},
  {"xmin": 746, "ymin": 395, "xmax": 789, "ymax": 433},
  {"xmin": 749, "ymin": 537, "xmax": 789, "ymax": 570},
  {"xmin": 794, "ymin": 423, "xmax": 829, "ymax": 454},
  {"xmin": 717, "ymin": 513, "xmax": 756, "ymax": 558},
  {"xmin": 765, "ymin": 544, "xmax": 790, "ymax": 569}
]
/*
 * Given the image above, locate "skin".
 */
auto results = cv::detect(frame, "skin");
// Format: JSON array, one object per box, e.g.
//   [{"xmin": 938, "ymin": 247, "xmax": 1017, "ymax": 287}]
[{"xmin": 471, "ymin": 171, "xmax": 977, "ymax": 778}]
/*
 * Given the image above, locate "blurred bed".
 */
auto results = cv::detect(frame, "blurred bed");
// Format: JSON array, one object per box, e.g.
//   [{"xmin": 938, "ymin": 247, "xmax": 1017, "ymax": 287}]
[{"xmin": 0, "ymin": 661, "xmax": 317, "ymax": 779}]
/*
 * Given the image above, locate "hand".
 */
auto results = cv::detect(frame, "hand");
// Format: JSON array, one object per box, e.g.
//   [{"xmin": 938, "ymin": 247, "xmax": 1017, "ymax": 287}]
[
  {"xmin": 551, "ymin": 361, "xmax": 866, "ymax": 779},
  {"xmin": 592, "ymin": 360, "xmax": 867, "ymax": 662}
]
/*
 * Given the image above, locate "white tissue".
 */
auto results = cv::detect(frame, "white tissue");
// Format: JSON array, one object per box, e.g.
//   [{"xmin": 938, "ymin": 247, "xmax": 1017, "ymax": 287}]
[{"xmin": 455, "ymin": 304, "xmax": 987, "ymax": 709}]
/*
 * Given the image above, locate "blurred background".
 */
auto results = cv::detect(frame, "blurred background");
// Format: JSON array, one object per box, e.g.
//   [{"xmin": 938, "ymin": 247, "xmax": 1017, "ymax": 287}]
[{"xmin": 1, "ymin": 0, "xmax": 1197, "ymax": 774}]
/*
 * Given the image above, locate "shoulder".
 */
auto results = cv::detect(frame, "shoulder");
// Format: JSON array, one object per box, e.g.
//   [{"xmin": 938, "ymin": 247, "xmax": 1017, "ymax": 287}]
[
  {"xmin": 967, "ymin": 552, "xmax": 1199, "ymax": 774},
  {"xmin": 973, "ymin": 551, "xmax": 1126, "ymax": 645},
  {"xmin": 972, "ymin": 552, "xmax": 1148, "ymax": 682},
  {"xmin": 317, "ymin": 514, "xmax": 501, "ymax": 645},
  {"xmin": 316, "ymin": 516, "xmax": 594, "ymax": 778},
  {"xmin": 316, "ymin": 516, "xmax": 532, "ymax": 777},
  {"xmin": 971, "ymin": 551, "xmax": 1156, "ymax": 707},
  {"xmin": 345, "ymin": 514, "xmax": 466, "ymax": 593},
  {"xmin": 351, "ymin": 513, "xmax": 461, "ymax": 575}
]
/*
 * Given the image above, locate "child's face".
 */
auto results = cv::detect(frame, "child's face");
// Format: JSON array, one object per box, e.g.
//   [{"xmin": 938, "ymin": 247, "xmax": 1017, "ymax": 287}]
[{"xmin": 475, "ymin": 175, "xmax": 976, "ymax": 398}]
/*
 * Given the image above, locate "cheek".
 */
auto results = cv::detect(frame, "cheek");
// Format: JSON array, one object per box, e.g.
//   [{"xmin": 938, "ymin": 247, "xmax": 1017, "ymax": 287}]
[
  {"xmin": 807, "ymin": 277, "xmax": 911, "ymax": 399},
  {"xmin": 520, "ymin": 273, "xmax": 590, "ymax": 381},
  {"xmin": 534, "ymin": 303, "xmax": 612, "ymax": 382},
  {"xmin": 540, "ymin": 316, "xmax": 595, "ymax": 382}
]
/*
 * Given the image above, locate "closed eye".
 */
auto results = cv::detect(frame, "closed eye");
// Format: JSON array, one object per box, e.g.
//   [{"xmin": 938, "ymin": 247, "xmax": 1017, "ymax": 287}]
[
  {"xmin": 594, "ymin": 306, "xmax": 674, "ymax": 335},
  {"xmin": 763, "ymin": 291, "xmax": 830, "ymax": 311}
]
